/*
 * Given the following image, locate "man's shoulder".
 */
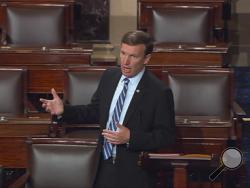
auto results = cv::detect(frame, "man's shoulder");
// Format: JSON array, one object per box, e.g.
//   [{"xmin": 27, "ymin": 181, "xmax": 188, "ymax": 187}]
[
  {"xmin": 144, "ymin": 71, "xmax": 173, "ymax": 98},
  {"xmin": 99, "ymin": 66, "xmax": 121, "ymax": 83},
  {"xmin": 146, "ymin": 70, "xmax": 168, "ymax": 89},
  {"xmin": 103, "ymin": 66, "xmax": 120, "ymax": 75}
]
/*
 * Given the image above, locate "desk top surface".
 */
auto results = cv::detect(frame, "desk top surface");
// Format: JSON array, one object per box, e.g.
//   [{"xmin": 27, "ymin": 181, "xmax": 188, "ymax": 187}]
[{"xmin": 0, "ymin": 113, "xmax": 51, "ymax": 125}]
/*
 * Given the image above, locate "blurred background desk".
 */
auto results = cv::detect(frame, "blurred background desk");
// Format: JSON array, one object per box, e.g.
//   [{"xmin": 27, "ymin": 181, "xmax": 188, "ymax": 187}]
[{"xmin": 0, "ymin": 114, "xmax": 50, "ymax": 168}]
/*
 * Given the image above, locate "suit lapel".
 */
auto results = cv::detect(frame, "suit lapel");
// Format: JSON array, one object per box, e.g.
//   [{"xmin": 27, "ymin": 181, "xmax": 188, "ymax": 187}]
[{"xmin": 123, "ymin": 70, "xmax": 149, "ymax": 126}]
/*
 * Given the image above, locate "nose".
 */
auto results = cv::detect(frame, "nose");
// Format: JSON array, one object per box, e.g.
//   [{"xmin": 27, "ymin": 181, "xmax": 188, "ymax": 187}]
[{"xmin": 121, "ymin": 55, "xmax": 130, "ymax": 65}]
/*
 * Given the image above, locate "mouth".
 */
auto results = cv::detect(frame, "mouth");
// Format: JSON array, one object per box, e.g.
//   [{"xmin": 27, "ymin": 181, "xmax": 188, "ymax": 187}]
[{"xmin": 122, "ymin": 66, "xmax": 131, "ymax": 73}]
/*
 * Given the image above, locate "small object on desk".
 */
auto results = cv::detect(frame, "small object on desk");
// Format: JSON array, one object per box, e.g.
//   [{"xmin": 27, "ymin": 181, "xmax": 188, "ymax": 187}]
[
  {"xmin": 0, "ymin": 116, "xmax": 7, "ymax": 122},
  {"xmin": 148, "ymin": 153, "xmax": 181, "ymax": 159},
  {"xmin": 0, "ymin": 46, "xmax": 11, "ymax": 49},
  {"xmin": 41, "ymin": 46, "xmax": 46, "ymax": 51},
  {"xmin": 189, "ymin": 120, "xmax": 200, "ymax": 124},
  {"xmin": 72, "ymin": 47, "xmax": 83, "ymax": 51},
  {"xmin": 183, "ymin": 118, "xmax": 189, "ymax": 124},
  {"xmin": 206, "ymin": 45, "xmax": 217, "ymax": 48},
  {"xmin": 242, "ymin": 118, "xmax": 250, "ymax": 122},
  {"xmin": 28, "ymin": 116, "xmax": 40, "ymax": 119}
]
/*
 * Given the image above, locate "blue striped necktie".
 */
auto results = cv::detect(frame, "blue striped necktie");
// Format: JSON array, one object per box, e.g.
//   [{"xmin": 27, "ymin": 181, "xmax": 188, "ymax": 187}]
[{"xmin": 103, "ymin": 78, "xmax": 130, "ymax": 160}]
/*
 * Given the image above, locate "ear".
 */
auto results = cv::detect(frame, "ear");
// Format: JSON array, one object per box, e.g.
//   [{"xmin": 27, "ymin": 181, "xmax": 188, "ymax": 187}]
[{"xmin": 143, "ymin": 54, "xmax": 151, "ymax": 65}]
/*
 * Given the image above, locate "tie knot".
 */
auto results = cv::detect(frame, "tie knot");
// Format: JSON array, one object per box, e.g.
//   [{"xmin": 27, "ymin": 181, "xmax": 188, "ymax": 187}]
[{"xmin": 124, "ymin": 78, "xmax": 130, "ymax": 85}]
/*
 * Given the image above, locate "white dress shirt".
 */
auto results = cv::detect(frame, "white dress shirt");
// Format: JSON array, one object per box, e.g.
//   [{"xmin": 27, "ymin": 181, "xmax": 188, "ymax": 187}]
[{"xmin": 105, "ymin": 68, "xmax": 145, "ymax": 158}]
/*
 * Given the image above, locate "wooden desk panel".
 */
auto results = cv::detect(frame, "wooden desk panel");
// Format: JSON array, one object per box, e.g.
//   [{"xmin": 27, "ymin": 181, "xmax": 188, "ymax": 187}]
[
  {"xmin": 161, "ymin": 126, "xmax": 231, "ymax": 155},
  {"xmin": 173, "ymin": 139, "xmax": 228, "ymax": 155},
  {"xmin": 139, "ymin": 152, "xmax": 221, "ymax": 188},
  {"xmin": 177, "ymin": 125, "xmax": 231, "ymax": 139},
  {"xmin": 0, "ymin": 47, "xmax": 92, "ymax": 93},
  {"xmin": 0, "ymin": 47, "xmax": 92, "ymax": 65},
  {"xmin": 150, "ymin": 51, "xmax": 224, "ymax": 67},
  {"xmin": 0, "ymin": 115, "xmax": 50, "ymax": 168},
  {"xmin": 27, "ymin": 66, "xmax": 66, "ymax": 93},
  {"xmin": 1, "ymin": 137, "xmax": 36, "ymax": 168},
  {"xmin": 0, "ymin": 120, "xmax": 233, "ymax": 168},
  {"xmin": 150, "ymin": 43, "xmax": 229, "ymax": 67}
]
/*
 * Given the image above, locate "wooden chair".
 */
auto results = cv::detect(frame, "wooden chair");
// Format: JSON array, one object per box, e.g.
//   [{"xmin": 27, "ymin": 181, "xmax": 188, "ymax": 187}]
[
  {"xmin": 142, "ymin": 5, "xmax": 213, "ymax": 44},
  {"xmin": 162, "ymin": 68, "xmax": 244, "ymax": 153},
  {"xmin": 140, "ymin": 68, "xmax": 245, "ymax": 188},
  {"xmin": 137, "ymin": 0, "xmax": 230, "ymax": 67},
  {"xmin": 59, "ymin": 66, "xmax": 109, "ymax": 138},
  {"xmin": 64, "ymin": 66, "xmax": 106, "ymax": 105},
  {"xmin": 0, "ymin": 1, "xmax": 73, "ymax": 47},
  {"xmin": 137, "ymin": 0, "xmax": 231, "ymax": 44},
  {"xmin": 0, "ymin": 67, "xmax": 27, "ymax": 115},
  {"xmin": 9, "ymin": 137, "xmax": 99, "ymax": 188}
]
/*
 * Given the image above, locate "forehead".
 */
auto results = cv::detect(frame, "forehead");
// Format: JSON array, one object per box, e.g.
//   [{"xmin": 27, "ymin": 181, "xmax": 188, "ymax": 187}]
[{"xmin": 120, "ymin": 43, "xmax": 145, "ymax": 55}]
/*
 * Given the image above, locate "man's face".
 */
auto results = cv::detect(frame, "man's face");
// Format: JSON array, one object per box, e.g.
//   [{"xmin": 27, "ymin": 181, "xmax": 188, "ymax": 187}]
[{"xmin": 120, "ymin": 43, "xmax": 151, "ymax": 78}]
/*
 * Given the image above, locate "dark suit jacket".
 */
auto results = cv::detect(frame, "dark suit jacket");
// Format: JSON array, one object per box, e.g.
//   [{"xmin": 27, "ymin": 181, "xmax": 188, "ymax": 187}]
[{"xmin": 62, "ymin": 67, "xmax": 175, "ymax": 188}]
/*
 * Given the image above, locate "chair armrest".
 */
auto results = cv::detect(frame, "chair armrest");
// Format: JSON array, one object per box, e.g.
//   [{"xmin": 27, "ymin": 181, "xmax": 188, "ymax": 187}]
[
  {"xmin": 0, "ymin": 28, "xmax": 7, "ymax": 46},
  {"xmin": 231, "ymin": 102, "xmax": 247, "ymax": 142},
  {"xmin": 8, "ymin": 172, "xmax": 29, "ymax": 188},
  {"xmin": 233, "ymin": 102, "xmax": 246, "ymax": 117}
]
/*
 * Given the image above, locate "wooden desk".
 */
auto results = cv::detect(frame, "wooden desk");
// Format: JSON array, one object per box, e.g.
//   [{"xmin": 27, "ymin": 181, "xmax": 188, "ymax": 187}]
[
  {"xmin": 0, "ymin": 46, "xmax": 92, "ymax": 93},
  {"xmin": 139, "ymin": 118, "xmax": 236, "ymax": 188},
  {"xmin": 172, "ymin": 117, "xmax": 233, "ymax": 155},
  {"xmin": 151, "ymin": 43, "xmax": 229, "ymax": 67},
  {"xmin": 0, "ymin": 114, "xmax": 50, "ymax": 168},
  {"xmin": 139, "ymin": 152, "xmax": 219, "ymax": 188}
]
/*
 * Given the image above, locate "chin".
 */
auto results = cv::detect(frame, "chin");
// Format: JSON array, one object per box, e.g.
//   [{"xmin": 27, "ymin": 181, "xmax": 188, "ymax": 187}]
[
  {"xmin": 122, "ymin": 72, "xmax": 131, "ymax": 78},
  {"xmin": 121, "ymin": 69, "xmax": 131, "ymax": 77}
]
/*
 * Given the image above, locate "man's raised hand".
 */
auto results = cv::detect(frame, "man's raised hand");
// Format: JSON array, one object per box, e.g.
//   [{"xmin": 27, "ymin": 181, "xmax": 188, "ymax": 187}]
[{"xmin": 40, "ymin": 88, "xmax": 64, "ymax": 115}]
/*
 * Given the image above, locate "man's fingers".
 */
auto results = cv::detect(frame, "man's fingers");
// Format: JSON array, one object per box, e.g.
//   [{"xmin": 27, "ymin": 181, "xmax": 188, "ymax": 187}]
[
  {"xmin": 102, "ymin": 131, "xmax": 116, "ymax": 137},
  {"xmin": 103, "ymin": 133, "xmax": 119, "ymax": 144},
  {"xmin": 45, "ymin": 106, "xmax": 51, "ymax": 112},
  {"xmin": 51, "ymin": 88, "xmax": 59, "ymax": 99},
  {"xmin": 116, "ymin": 124, "xmax": 123, "ymax": 129},
  {"xmin": 102, "ymin": 131, "xmax": 117, "ymax": 139},
  {"xmin": 102, "ymin": 129, "xmax": 116, "ymax": 133},
  {"xmin": 40, "ymin": 98, "xmax": 47, "ymax": 103}
]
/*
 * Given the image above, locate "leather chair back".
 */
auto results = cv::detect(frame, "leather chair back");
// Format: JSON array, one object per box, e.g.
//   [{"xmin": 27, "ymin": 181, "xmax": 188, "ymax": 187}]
[
  {"xmin": 27, "ymin": 137, "xmax": 99, "ymax": 188},
  {"xmin": 64, "ymin": 67, "xmax": 106, "ymax": 105},
  {"xmin": 6, "ymin": 6, "xmax": 65, "ymax": 47},
  {"xmin": 0, "ymin": 68, "xmax": 26, "ymax": 114},
  {"xmin": 163, "ymin": 68, "xmax": 232, "ymax": 119},
  {"xmin": 151, "ymin": 6, "xmax": 212, "ymax": 44}
]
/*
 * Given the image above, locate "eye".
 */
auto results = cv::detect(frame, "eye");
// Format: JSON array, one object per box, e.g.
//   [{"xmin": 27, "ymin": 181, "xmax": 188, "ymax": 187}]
[
  {"xmin": 130, "ymin": 55, "xmax": 140, "ymax": 60},
  {"xmin": 120, "ymin": 51, "xmax": 125, "ymax": 56}
]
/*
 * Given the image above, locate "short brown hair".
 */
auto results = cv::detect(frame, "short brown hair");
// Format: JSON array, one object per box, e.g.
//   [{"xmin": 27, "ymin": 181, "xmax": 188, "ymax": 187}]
[{"xmin": 121, "ymin": 30, "xmax": 154, "ymax": 56}]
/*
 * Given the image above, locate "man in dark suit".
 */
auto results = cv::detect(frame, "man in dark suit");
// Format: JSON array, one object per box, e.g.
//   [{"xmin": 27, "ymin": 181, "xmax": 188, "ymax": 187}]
[{"xmin": 40, "ymin": 30, "xmax": 175, "ymax": 188}]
